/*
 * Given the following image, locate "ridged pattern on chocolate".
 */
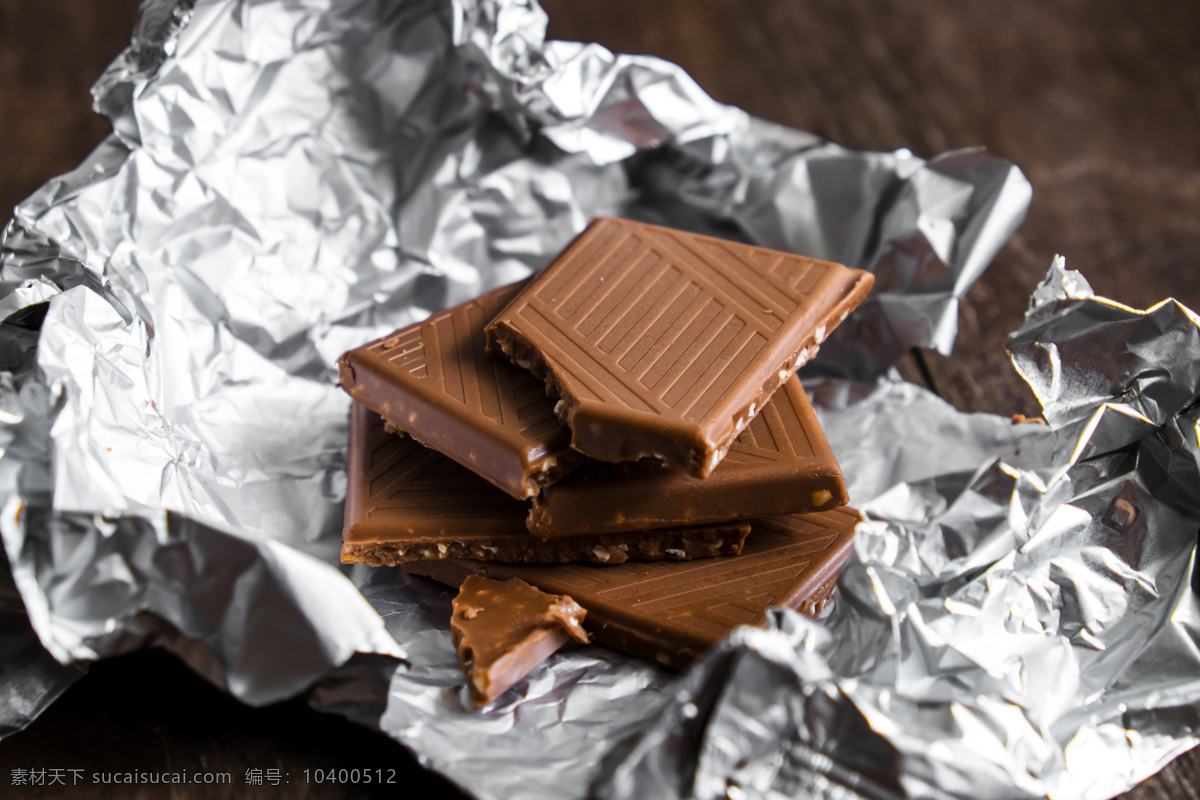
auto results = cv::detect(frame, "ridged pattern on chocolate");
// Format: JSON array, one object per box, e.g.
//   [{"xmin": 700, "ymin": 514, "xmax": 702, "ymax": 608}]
[
  {"xmin": 347, "ymin": 406, "xmax": 528, "ymax": 535},
  {"xmin": 364, "ymin": 284, "xmax": 563, "ymax": 440},
  {"xmin": 724, "ymin": 378, "xmax": 820, "ymax": 464},
  {"xmin": 340, "ymin": 282, "xmax": 582, "ymax": 499},
  {"xmin": 528, "ymin": 377, "xmax": 848, "ymax": 537},
  {"xmin": 502, "ymin": 218, "xmax": 842, "ymax": 420},
  {"xmin": 563, "ymin": 377, "xmax": 825, "ymax": 477},
  {"xmin": 486, "ymin": 217, "xmax": 874, "ymax": 476},
  {"xmin": 342, "ymin": 406, "xmax": 751, "ymax": 564},
  {"xmin": 363, "ymin": 418, "xmax": 523, "ymax": 523},
  {"xmin": 501, "ymin": 510, "xmax": 856, "ymax": 627},
  {"xmin": 405, "ymin": 507, "xmax": 860, "ymax": 667}
]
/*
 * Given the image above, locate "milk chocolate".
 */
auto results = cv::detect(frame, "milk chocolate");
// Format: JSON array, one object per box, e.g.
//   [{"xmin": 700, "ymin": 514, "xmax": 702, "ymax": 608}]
[
  {"xmin": 338, "ymin": 282, "xmax": 584, "ymax": 500},
  {"xmin": 341, "ymin": 281, "xmax": 848, "ymax": 537},
  {"xmin": 341, "ymin": 404, "xmax": 751, "ymax": 565},
  {"xmin": 406, "ymin": 507, "xmax": 860, "ymax": 669},
  {"xmin": 486, "ymin": 217, "xmax": 874, "ymax": 478},
  {"xmin": 529, "ymin": 376, "xmax": 847, "ymax": 537},
  {"xmin": 452, "ymin": 575, "xmax": 588, "ymax": 707}
]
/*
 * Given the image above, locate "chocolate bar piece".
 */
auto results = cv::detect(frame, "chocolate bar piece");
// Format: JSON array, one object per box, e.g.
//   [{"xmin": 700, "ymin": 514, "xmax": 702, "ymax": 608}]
[
  {"xmin": 486, "ymin": 217, "xmax": 873, "ymax": 478},
  {"xmin": 338, "ymin": 282, "xmax": 584, "ymax": 500},
  {"xmin": 341, "ymin": 404, "xmax": 751, "ymax": 565},
  {"xmin": 406, "ymin": 507, "xmax": 860, "ymax": 669},
  {"xmin": 342, "ymin": 276, "xmax": 847, "ymax": 536},
  {"xmin": 452, "ymin": 575, "xmax": 588, "ymax": 707},
  {"xmin": 529, "ymin": 375, "xmax": 847, "ymax": 537}
]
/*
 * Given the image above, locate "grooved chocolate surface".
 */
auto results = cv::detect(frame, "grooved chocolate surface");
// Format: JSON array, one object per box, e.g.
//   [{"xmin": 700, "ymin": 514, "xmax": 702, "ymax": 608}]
[
  {"xmin": 486, "ymin": 217, "xmax": 874, "ymax": 477},
  {"xmin": 338, "ymin": 282, "xmax": 583, "ymax": 500},
  {"xmin": 341, "ymin": 404, "xmax": 751, "ymax": 565},
  {"xmin": 405, "ymin": 507, "xmax": 860, "ymax": 669},
  {"xmin": 530, "ymin": 375, "xmax": 847, "ymax": 537}
]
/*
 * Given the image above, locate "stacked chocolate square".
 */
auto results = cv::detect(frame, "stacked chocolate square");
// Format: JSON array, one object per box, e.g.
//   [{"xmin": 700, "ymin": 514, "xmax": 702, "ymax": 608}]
[{"xmin": 337, "ymin": 217, "xmax": 873, "ymax": 689}]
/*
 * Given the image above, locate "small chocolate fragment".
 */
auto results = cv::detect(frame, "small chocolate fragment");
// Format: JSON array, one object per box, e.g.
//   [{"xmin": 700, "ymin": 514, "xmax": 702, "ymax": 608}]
[
  {"xmin": 338, "ymin": 282, "xmax": 584, "ymax": 500},
  {"xmin": 529, "ymin": 376, "xmax": 847, "ymax": 537},
  {"xmin": 452, "ymin": 575, "xmax": 588, "ymax": 707},
  {"xmin": 407, "ymin": 507, "xmax": 860, "ymax": 669},
  {"xmin": 486, "ymin": 217, "xmax": 873, "ymax": 477},
  {"xmin": 341, "ymin": 404, "xmax": 751, "ymax": 565}
]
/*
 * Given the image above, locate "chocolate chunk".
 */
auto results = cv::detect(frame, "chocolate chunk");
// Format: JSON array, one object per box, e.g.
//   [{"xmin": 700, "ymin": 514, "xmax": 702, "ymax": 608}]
[
  {"xmin": 341, "ymin": 404, "xmax": 751, "ymax": 565},
  {"xmin": 486, "ymin": 217, "xmax": 873, "ymax": 477},
  {"xmin": 406, "ymin": 507, "xmax": 860, "ymax": 669},
  {"xmin": 529, "ymin": 375, "xmax": 847, "ymax": 537},
  {"xmin": 338, "ymin": 281, "xmax": 584, "ymax": 500},
  {"xmin": 451, "ymin": 575, "xmax": 588, "ymax": 707},
  {"xmin": 340, "ymin": 283, "xmax": 848, "ymax": 537}
]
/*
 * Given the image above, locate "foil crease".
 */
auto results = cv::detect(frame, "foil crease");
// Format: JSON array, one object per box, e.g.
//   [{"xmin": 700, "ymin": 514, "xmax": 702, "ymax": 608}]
[
  {"xmin": 596, "ymin": 261, "xmax": 1200, "ymax": 800},
  {"xmin": 4, "ymin": 1, "xmax": 1194, "ymax": 800}
]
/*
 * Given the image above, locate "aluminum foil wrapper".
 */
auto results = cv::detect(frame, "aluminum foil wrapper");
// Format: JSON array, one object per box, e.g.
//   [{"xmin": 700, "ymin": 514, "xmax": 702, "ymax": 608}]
[
  {"xmin": 597, "ymin": 261, "xmax": 1200, "ymax": 800},
  {"xmin": 8, "ymin": 1, "xmax": 1197, "ymax": 799}
]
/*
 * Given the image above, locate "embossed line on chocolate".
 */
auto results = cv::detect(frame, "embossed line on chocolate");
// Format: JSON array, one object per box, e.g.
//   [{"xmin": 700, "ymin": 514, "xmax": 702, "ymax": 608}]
[
  {"xmin": 341, "ymin": 404, "xmax": 751, "ymax": 565},
  {"xmin": 527, "ymin": 376, "xmax": 848, "ymax": 538},
  {"xmin": 485, "ymin": 217, "xmax": 874, "ymax": 478},
  {"xmin": 337, "ymin": 281, "xmax": 584, "ymax": 500},
  {"xmin": 404, "ymin": 507, "xmax": 861, "ymax": 670}
]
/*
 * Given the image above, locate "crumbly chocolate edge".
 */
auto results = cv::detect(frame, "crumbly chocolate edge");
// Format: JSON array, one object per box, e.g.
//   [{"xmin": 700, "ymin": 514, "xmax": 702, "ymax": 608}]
[
  {"xmin": 486, "ymin": 274, "xmax": 876, "ymax": 480},
  {"xmin": 342, "ymin": 523, "xmax": 750, "ymax": 566},
  {"xmin": 337, "ymin": 348, "xmax": 586, "ymax": 500},
  {"xmin": 486, "ymin": 320, "xmax": 709, "ymax": 475}
]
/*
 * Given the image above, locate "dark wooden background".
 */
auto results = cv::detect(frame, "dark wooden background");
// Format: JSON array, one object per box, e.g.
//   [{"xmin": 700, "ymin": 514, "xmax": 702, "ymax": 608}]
[{"xmin": 1, "ymin": 1, "xmax": 1198, "ymax": 798}]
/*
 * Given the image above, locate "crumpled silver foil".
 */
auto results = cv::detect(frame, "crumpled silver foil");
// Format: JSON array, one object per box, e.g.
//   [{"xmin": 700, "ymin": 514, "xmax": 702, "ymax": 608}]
[
  {"xmin": 8, "ymin": 1, "xmax": 1196, "ymax": 799},
  {"xmin": 595, "ymin": 261, "xmax": 1200, "ymax": 800}
]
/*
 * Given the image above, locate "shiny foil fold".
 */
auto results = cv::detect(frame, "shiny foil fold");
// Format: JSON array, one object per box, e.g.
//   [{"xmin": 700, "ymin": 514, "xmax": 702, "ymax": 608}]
[
  {"xmin": 3, "ymin": 1, "xmax": 1194, "ymax": 799},
  {"xmin": 596, "ymin": 261, "xmax": 1200, "ymax": 800}
]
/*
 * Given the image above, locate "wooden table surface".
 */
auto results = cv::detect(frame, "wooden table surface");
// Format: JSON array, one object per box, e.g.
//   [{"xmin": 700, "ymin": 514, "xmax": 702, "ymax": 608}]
[{"xmin": 2, "ymin": 1, "xmax": 1199, "ymax": 798}]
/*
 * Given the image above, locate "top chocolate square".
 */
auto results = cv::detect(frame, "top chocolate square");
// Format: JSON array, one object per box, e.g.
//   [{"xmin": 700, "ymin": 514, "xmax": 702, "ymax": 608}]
[{"xmin": 485, "ymin": 217, "xmax": 874, "ymax": 477}]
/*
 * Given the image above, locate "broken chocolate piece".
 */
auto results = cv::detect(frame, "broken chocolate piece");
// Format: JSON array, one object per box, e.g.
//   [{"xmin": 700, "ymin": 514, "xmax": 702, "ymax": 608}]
[
  {"xmin": 529, "ymin": 376, "xmax": 847, "ymax": 537},
  {"xmin": 452, "ymin": 575, "xmax": 588, "ymax": 707},
  {"xmin": 340, "ymin": 277, "xmax": 847, "ymax": 535},
  {"xmin": 338, "ymin": 281, "xmax": 584, "ymax": 500},
  {"xmin": 486, "ymin": 217, "xmax": 873, "ymax": 477},
  {"xmin": 341, "ymin": 404, "xmax": 751, "ymax": 565},
  {"xmin": 407, "ymin": 507, "xmax": 860, "ymax": 669}
]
